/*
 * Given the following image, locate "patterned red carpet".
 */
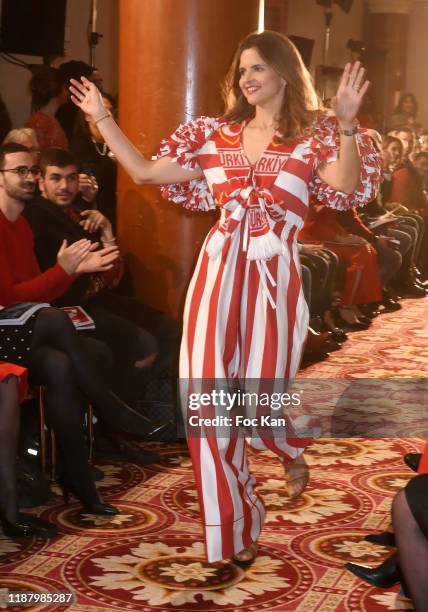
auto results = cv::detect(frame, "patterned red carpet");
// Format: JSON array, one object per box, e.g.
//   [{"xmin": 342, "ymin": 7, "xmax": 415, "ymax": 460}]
[{"xmin": 1, "ymin": 298, "xmax": 427, "ymax": 611}]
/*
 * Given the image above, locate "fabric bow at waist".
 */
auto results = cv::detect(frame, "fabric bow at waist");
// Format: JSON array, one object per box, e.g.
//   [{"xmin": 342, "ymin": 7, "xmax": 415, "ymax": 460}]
[
  {"xmin": 205, "ymin": 185, "xmax": 286, "ymax": 262},
  {"xmin": 205, "ymin": 185, "xmax": 306, "ymax": 309}
]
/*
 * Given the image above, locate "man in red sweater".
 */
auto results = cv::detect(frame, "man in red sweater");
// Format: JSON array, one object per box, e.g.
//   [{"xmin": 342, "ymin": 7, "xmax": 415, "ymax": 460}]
[{"xmin": 0, "ymin": 142, "xmax": 119, "ymax": 304}]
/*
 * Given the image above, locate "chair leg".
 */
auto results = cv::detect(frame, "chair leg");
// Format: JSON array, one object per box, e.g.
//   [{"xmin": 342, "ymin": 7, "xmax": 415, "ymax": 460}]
[
  {"xmin": 39, "ymin": 390, "xmax": 94, "ymax": 480},
  {"xmin": 38, "ymin": 386, "xmax": 48, "ymax": 476},
  {"xmin": 87, "ymin": 404, "xmax": 94, "ymax": 464},
  {"xmin": 50, "ymin": 430, "xmax": 57, "ymax": 481}
]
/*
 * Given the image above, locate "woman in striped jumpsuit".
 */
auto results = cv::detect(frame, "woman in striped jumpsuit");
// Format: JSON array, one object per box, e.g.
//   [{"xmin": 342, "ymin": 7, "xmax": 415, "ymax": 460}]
[{"xmin": 70, "ymin": 31, "xmax": 380, "ymax": 563}]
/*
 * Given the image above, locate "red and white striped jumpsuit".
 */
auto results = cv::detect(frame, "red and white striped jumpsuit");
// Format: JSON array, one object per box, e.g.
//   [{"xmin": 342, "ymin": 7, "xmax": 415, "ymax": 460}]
[{"xmin": 158, "ymin": 114, "xmax": 380, "ymax": 561}]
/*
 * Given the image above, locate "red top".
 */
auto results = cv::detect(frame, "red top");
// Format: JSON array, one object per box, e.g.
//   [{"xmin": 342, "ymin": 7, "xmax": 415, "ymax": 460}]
[
  {"xmin": 337, "ymin": 208, "xmax": 377, "ymax": 243},
  {"xmin": 389, "ymin": 166, "xmax": 427, "ymax": 210},
  {"xmin": 0, "ymin": 362, "xmax": 28, "ymax": 400},
  {"xmin": 419, "ymin": 442, "xmax": 428, "ymax": 474},
  {"xmin": 26, "ymin": 111, "xmax": 69, "ymax": 152},
  {"xmin": 0, "ymin": 210, "xmax": 74, "ymax": 305},
  {"xmin": 299, "ymin": 200, "xmax": 344, "ymax": 242}
]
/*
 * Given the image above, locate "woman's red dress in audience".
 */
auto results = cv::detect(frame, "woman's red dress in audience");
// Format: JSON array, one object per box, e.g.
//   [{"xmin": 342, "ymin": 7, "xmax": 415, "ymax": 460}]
[
  {"xmin": 300, "ymin": 199, "xmax": 382, "ymax": 305},
  {"xmin": 25, "ymin": 112, "xmax": 69, "ymax": 152}
]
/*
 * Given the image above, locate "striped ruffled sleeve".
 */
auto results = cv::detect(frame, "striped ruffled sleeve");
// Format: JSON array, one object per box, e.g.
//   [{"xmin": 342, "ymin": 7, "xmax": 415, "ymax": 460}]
[
  {"xmin": 309, "ymin": 114, "xmax": 381, "ymax": 210},
  {"xmin": 157, "ymin": 116, "xmax": 222, "ymax": 212}
]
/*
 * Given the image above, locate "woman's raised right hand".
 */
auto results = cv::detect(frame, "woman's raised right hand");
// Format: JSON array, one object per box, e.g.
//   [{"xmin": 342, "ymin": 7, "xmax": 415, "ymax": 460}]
[{"xmin": 69, "ymin": 76, "xmax": 106, "ymax": 120}]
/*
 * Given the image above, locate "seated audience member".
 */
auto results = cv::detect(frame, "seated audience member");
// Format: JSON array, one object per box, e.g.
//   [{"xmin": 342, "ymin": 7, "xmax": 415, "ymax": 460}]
[
  {"xmin": 356, "ymin": 92, "xmax": 379, "ymax": 130},
  {"xmin": 3, "ymin": 127, "xmax": 40, "ymax": 156},
  {"xmin": 387, "ymin": 92, "xmax": 421, "ymax": 134},
  {"xmin": 376, "ymin": 134, "xmax": 427, "ymax": 294},
  {"xmin": 71, "ymin": 93, "xmax": 117, "ymax": 223},
  {"xmin": 391, "ymin": 474, "xmax": 428, "ymax": 611},
  {"xmin": 390, "ymin": 126, "xmax": 417, "ymax": 167},
  {"xmin": 347, "ymin": 447, "xmax": 428, "ymax": 611},
  {"xmin": 389, "ymin": 151, "xmax": 428, "ymax": 277},
  {"xmin": 0, "ymin": 143, "xmax": 163, "ymax": 445},
  {"xmin": 299, "ymin": 245, "xmax": 344, "ymax": 363},
  {"xmin": 299, "ymin": 243, "xmax": 346, "ymax": 332},
  {"xmin": 418, "ymin": 129, "xmax": 428, "ymax": 154},
  {"xmin": 0, "ymin": 363, "xmax": 57, "ymax": 537},
  {"xmin": 300, "ymin": 199, "xmax": 382, "ymax": 329},
  {"xmin": 25, "ymin": 68, "xmax": 69, "ymax": 152},
  {"xmin": 3, "ymin": 128, "xmax": 98, "ymax": 205},
  {"xmin": 24, "ymin": 147, "xmax": 178, "ymax": 405},
  {"xmin": 337, "ymin": 208, "xmax": 402, "ymax": 311},
  {"xmin": 56, "ymin": 61, "xmax": 102, "ymax": 142}
]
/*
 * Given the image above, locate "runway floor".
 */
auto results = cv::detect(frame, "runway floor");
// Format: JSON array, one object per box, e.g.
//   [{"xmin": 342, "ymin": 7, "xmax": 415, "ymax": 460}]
[{"xmin": 1, "ymin": 297, "xmax": 427, "ymax": 611}]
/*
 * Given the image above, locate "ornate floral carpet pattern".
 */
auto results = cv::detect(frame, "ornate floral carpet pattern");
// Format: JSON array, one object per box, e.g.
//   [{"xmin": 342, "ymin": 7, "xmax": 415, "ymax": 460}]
[{"xmin": 1, "ymin": 298, "xmax": 427, "ymax": 611}]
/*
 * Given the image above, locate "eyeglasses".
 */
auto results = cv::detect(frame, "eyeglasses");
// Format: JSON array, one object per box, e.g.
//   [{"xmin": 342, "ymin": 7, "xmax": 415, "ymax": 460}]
[{"xmin": 0, "ymin": 165, "xmax": 41, "ymax": 178}]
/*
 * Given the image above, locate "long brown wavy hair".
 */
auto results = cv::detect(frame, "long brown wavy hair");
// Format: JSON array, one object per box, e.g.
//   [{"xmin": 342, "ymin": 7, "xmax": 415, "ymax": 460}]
[{"xmin": 222, "ymin": 31, "xmax": 322, "ymax": 140}]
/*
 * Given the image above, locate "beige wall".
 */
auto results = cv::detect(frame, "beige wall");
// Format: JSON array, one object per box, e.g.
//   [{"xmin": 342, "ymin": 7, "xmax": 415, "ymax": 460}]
[
  {"xmin": 287, "ymin": 0, "xmax": 365, "ymax": 72},
  {"xmin": 406, "ymin": 0, "xmax": 428, "ymax": 128},
  {"xmin": 0, "ymin": 0, "xmax": 118, "ymax": 129}
]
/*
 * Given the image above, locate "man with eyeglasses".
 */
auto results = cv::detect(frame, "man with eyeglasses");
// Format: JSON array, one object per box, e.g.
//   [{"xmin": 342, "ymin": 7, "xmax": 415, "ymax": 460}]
[{"xmin": 0, "ymin": 142, "xmax": 119, "ymax": 306}]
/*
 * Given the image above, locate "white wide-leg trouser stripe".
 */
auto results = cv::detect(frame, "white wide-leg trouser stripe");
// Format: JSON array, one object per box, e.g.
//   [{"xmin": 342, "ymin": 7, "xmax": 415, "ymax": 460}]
[{"xmin": 180, "ymin": 223, "xmax": 309, "ymax": 562}]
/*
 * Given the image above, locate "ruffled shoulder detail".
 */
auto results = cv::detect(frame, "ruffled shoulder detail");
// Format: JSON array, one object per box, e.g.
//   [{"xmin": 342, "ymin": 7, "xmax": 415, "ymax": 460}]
[
  {"xmin": 308, "ymin": 113, "xmax": 381, "ymax": 210},
  {"xmin": 157, "ymin": 116, "xmax": 224, "ymax": 211},
  {"xmin": 157, "ymin": 116, "xmax": 224, "ymax": 171},
  {"xmin": 160, "ymin": 178, "xmax": 216, "ymax": 212}
]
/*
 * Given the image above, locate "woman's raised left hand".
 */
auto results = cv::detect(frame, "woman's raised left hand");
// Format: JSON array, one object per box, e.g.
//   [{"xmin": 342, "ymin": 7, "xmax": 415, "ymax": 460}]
[{"xmin": 331, "ymin": 62, "xmax": 370, "ymax": 128}]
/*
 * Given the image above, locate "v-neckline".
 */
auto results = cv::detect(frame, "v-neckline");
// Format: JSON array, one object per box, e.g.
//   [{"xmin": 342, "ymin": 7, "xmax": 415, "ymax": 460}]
[{"xmin": 239, "ymin": 119, "xmax": 278, "ymax": 168}]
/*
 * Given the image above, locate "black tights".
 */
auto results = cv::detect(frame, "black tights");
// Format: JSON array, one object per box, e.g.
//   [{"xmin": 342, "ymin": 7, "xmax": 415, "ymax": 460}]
[
  {"xmin": 29, "ymin": 346, "xmax": 99, "ymax": 504},
  {"xmin": 27, "ymin": 307, "xmax": 132, "ymax": 504},
  {"xmin": 0, "ymin": 376, "xmax": 20, "ymax": 522},
  {"xmin": 26, "ymin": 307, "xmax": 151, "ymax": 502},
  {"xmin": 393, "ymin": 488, "xmax": 428, "ymax": 611},
  {"xmin": 29, "ymin": 307, "xmax": 147, "ymax": 435}
]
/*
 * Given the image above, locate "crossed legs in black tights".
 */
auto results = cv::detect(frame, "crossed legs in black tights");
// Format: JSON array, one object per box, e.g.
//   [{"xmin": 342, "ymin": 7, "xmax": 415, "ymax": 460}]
[
  {"xmin": 28, "ymin": 347, "xmax": 101, "ymax": 506},
  {"xmin": 29, "ymin": 308, "xmax": 157, "ymax": 438}
]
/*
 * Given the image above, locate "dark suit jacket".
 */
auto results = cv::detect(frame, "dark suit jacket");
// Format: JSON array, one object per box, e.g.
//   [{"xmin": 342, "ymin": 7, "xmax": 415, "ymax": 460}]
[{"xmin": 23, "ymin": 196, "xmax": 102, "ymax": 305}]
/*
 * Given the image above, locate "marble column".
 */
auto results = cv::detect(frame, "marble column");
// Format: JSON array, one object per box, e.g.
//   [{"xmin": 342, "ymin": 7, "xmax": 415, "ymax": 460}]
[{"xmin": 117, "ymin": 0, "xmax": 260, "ymax": 318}]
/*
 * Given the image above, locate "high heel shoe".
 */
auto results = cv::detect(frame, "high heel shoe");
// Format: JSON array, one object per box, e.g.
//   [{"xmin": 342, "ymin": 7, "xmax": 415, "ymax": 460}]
[
  {"xmin": 284, "ymin": 454, "xmax": 309, "ymax": 499},
  {"xmin": 1, "ymin": 513, "xmax": 57, "ymax": 538},
  {"xmin": 303, "ymin": 328, "xmax": 331, "ymax": 363},
  {"xmin": 364, "ymin": 531, "xmax": 396, "ymax": 547},
  {"xmin": 336, "ymin": 307, "xmax": 370, "ymax": 331},
  {"xmin": 345, "ymin": 552, "xmax": 401, "ymax": 588},
  {"xmin": 100, "ymin": 391, "xmax": 171, "ymax": 441},
  {"xmin": 323, "ymin": 310, "xmax": 348, "ymax": 343},
  {"xmin": 233, "ymin": 542, "xmax": 258, "ymax": 568},
  {"xmin": 59, "ymin": 478, "xmax": 119, "ymax": 516}
]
